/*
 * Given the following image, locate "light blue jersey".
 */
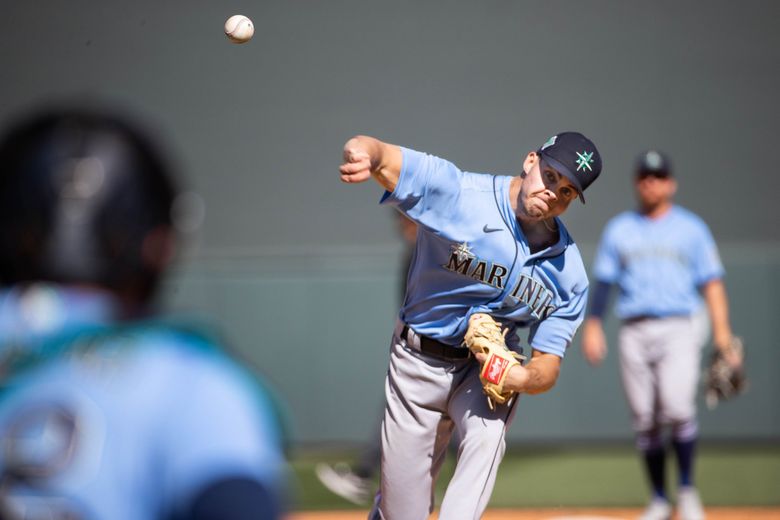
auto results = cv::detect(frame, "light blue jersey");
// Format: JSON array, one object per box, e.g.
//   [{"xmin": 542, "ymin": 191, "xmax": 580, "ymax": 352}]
[
  {"xmin": 0, "ymin": 288, "xmax": 286, "ymax": 520},
  {"xmin": 592, "ymin": 205, "xmax": 724, "ymax": 319},
  {"xmin": 381, "ymin": 148, "xmax": 589, "ymax": 357}
]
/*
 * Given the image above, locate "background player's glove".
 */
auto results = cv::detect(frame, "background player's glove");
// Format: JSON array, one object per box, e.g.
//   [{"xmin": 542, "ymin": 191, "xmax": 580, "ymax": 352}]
[
  {"xmin": 463, "ymin": 313, "xmax": 525, "ymax": 410},
  {"xmin": 705, "ymin": 336, "xmax": 747, "ymax": 409}
]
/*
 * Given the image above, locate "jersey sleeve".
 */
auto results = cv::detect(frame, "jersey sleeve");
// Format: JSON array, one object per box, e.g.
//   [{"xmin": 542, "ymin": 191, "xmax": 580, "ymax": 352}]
[
  {"xmin": 527, "ymin": 280, "xmax": 588, "ymax": 358},
  {"xmin": 161, "ymin": 354, "xmax": 286, "ymax": 516},
  {"xmin": 592, "ymin": 221, "xmax": 621, "ymax": 283},
  {"xmin": 689, "ymin": 220, "xmax": 725, "ymax": 285},
  {"xmin": 380, "ymin": 147, "xmax": 465, "ymax": 229}
]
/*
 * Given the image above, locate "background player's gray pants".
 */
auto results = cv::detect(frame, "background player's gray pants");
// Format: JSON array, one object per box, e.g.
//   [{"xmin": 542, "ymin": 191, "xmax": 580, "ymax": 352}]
[
  {"xmin": 375, "ymin": 324, "xmax": 518, "ymax": 520},
  {"xmin": 618, "ymin": 312, "xmax": 708, "ymax": 438}
]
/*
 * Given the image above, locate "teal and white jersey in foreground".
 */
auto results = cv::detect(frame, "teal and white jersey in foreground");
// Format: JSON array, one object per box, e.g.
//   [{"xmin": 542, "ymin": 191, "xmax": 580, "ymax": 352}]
[{"xmin": 0, "ymin": 288, "xmax": 286, "ymax": 520}]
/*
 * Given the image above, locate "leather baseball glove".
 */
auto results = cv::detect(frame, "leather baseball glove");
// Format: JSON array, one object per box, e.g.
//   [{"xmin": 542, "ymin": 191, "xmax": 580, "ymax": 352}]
[
  {"xmin": 463, "ymin": 313, "xmax": 525, "ymax": 410},
  {"xmin": 705, "ymin": 336, "xmax": 747, "ymax": 409}
]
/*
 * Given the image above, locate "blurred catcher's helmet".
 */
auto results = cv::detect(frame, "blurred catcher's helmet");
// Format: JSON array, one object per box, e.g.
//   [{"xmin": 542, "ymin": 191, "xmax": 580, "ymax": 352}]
[{"xmin": 0, "ymin": 107, "xmax": 179, "ymax": 303}]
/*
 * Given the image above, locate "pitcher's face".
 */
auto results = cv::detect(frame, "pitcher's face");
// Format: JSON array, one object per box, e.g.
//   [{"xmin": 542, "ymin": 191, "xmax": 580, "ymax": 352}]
[{"xmin": 519, "ymin": 154, "xmax": 578, "ymax": 220}]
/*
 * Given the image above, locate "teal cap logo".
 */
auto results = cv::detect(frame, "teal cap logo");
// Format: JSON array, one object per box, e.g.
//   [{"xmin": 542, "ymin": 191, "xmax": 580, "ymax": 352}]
[{"xmin": 575, "ymin": 150, "xmax": 594, "ymax": 172}]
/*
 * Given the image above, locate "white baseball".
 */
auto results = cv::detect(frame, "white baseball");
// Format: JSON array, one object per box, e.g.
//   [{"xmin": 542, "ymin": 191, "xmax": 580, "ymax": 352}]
[{"xmin": 224, "ymin": 14, "xmax": 254, "ymax": 44}]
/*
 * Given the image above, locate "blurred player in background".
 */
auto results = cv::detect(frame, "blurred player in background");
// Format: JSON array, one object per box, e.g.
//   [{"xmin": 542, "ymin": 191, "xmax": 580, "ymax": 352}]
[
  {"xmin": 339, "ymin": 132, "xmax": 602, "ymax": 520},
  {"xmin": 316, "ymin": 213, "xmax": 418, "ymax": 505},
  {"xmin": 0, "ymin": 106, "xmax": 288, "ymax": 520},
  {"xmin": 581, "ymin": 150, "xmax": 743, "ymax": 520}
]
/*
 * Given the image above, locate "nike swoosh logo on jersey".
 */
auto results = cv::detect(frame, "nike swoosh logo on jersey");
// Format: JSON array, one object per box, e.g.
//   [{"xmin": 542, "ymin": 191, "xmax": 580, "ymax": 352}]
[{"xmin": 483, "ymin": 225, "xmax": 503, "ymax": 233}]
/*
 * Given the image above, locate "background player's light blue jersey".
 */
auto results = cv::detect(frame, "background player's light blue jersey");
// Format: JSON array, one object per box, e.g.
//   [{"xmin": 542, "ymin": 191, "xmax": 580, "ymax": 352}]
[
  {"xmin": 0, "ymin": 288, "xmax": 286, "ymax": 520},
  {"xmin": 380, "ymin": 148, "xmax": 589, "ymax": 358},
  {"xmin": 592, "ymin": 205, "xmax": 724, "ymax": 319}
]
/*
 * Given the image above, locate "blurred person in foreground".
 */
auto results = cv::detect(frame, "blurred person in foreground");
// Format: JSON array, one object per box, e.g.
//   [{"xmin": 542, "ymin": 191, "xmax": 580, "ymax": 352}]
[
  {"xmin": 581, "ymin": 150, "xmax": 742, "ymax": 520},
  {"xmin": 0, "ymin": 106, "xmax": 287, "ymax": 519}
]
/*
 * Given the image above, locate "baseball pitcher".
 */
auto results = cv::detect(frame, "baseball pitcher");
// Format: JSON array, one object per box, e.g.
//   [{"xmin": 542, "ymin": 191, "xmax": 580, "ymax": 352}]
[{"xmin": 339, "ymin": 131, "xmax": 603, "ymax": 519}]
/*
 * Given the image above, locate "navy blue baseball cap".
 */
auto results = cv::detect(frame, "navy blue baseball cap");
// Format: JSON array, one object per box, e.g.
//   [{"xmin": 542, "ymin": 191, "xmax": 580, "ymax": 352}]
[
  {"xmin": 635, "ymin": 150, "xmax": 672, "ymax": 177},
  {"xmin": 537, "ymin": 131, "xmax": 602, "ymax": 203}
]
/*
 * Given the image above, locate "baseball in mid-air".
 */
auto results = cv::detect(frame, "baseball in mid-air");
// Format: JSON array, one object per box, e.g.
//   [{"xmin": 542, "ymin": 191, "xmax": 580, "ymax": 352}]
[{"xmin": 224, "ymin": 14, "xmax": 254, "ymax": 44}]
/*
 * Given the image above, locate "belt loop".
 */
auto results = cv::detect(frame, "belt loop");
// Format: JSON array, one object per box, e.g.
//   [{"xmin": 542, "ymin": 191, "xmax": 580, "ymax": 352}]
[
  {"xmin": 394, "ymin": 319, "xmax": 409, "ymax": 344},
  {"xmin": 399, "ymin": 321, "xmax": 420, "ymax": 351}
]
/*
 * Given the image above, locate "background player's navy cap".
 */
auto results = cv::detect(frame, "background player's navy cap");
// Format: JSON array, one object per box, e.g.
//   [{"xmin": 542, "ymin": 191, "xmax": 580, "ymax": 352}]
[
  {"xmin": 635, "ymin": 150, "xmax": 672, "ymax": 178},
  {"xmin": 537, "ymin": 131, "xmax": 602, "ymax": 203}
]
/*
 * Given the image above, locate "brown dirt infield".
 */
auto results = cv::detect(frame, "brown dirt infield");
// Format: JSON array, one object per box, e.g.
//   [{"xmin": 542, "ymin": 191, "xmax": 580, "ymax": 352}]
[{"xmin": 290, "ymin": 507, "xmax": 780, "ymax": 519}]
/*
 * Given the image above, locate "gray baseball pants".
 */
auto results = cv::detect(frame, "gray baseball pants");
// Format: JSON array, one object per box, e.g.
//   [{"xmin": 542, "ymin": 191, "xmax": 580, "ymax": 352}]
[
  {"xmin": 618, "ymin": 311, "xmax": 708, "ymax": 435},
  {"xmin": 372, "ymin": 321, "xmax": 518, "ymax": 520}
]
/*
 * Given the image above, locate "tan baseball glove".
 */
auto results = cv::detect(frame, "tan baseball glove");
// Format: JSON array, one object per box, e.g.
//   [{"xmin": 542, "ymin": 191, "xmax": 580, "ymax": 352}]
[
  {"xmin": 463, "ymin": 313, "xmax": 525, "ymax": 410},
  {"xmin": 705, "ymin": 336, "xmax": 747, "ymax": 409}
]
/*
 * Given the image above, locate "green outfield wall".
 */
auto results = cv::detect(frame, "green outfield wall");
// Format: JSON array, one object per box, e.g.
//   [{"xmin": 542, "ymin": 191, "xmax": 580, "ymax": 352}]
[{"xmin": 163, "ymin": 242, "xmax": 780, "ymax": 444}]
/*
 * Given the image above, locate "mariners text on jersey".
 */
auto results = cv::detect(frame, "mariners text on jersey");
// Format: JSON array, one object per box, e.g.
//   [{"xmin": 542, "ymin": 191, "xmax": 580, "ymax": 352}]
[{"xmin": 442, "ymin": 243, "xmax": 555, "ymax": 320}]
